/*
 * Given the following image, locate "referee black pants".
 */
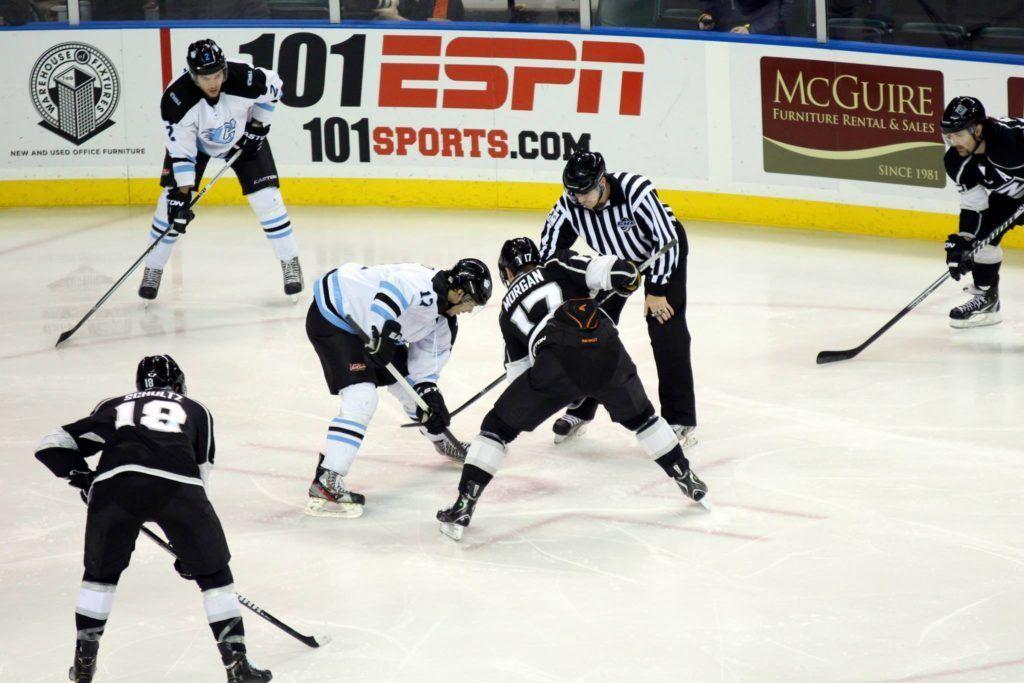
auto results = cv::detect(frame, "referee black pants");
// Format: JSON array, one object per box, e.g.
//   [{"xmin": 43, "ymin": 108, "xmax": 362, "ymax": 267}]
[{"xmin": 567, "ymin": 236, "xmax": 696, "ymax": 427}]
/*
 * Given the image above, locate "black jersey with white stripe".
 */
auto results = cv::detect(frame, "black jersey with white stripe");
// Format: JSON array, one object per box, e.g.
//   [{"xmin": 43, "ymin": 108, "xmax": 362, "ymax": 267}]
[
  {"xmin": 498, "ymin": 252, "xmax": 597, "ymax": 366},
  {"xmin": 61, "ymin": 390, "xmax": 215, "ymax": 487},
  {"xmin": 539, "ymin": 172, "xmax": 681, "ymax": 296},
  {"xmin": 944, "ymin": 117, "xmax": 1024, "ymax": 234}
]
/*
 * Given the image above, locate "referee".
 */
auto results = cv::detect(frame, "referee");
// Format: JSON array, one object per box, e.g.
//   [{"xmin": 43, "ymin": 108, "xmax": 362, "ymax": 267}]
[{"xmin": 538, "ymin": 150, "xmax": 696, "ymax": 446}]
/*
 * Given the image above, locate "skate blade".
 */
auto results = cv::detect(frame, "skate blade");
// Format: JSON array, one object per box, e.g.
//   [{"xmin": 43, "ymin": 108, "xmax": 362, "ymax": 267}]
[
  {"xmin": 696, "ymin": 496, "xmax": 711, "ymax": 511},
  {"xmin": 680, "ymin": 434, "xmax": 698, "ymax": 449},
  {"xmin": 304, "ymin": 497, "xmax": 364, "ymax": 518},
  {"xmin": 949, "ymin": 312, "xmax": 1002, "ymax": 329},
  {"xmin": 290, "ymin": 294, "xmax": 300, "ymax": 304},
  {"xmin": 553, "ymin": 425, "xmax": 587, "ymax": 445},
  {"xmin": 439, "ymin": 522, "xmax": 464, "ymax": 541}
]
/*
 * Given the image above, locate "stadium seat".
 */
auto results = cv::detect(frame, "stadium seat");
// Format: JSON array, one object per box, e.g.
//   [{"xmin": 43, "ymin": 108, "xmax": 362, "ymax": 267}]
[
  {"xmin": 897, "ymin": 21, "xmax": 967, "ymax": 48},
  {"xmin": 828, "ymin": 18, "xmax": 888, "ymax": 42},
  {"xmin": 972, "ymin": 27, "xmax": 1024, "ymax": 55}
]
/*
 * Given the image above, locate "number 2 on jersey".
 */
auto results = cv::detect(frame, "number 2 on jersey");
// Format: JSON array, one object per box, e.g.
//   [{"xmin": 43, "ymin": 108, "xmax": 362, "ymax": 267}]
[{"xmin": 115, "ymin": 400, "xmax": 188, "ymax": 433}]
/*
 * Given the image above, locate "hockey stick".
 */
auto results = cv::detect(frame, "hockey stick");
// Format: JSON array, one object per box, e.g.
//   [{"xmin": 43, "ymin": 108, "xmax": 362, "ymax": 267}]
[
  {"xmin": 816, "ymin": 204, "xmax": 1024, "ymax": 365},
  {"xmin": 76, "ymin": 489, "xmax": 328, "ymax": 647},
  {"xmin": 398, "ymin": 238, "xmax": 682, "ymax": 428},
  {"xmin": 344, "ymin": 314, "xmax": 468, "ymax": 458},
  {"xmin": 55, "ymin": 150, "xmax": 243, "ymax": 347}
]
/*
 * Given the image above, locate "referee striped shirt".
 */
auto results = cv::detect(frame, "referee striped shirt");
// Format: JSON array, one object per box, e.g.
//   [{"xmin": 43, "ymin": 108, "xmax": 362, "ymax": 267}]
[{"xmin": 539, "ymin": 172, "xmax": 681, "ymax": 295}]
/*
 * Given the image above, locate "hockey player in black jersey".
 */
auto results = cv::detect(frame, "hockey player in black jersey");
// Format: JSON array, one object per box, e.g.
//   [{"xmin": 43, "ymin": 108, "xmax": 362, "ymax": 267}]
[
  {"xmin": 139, "ymin": 38, "xmax": 303, "ymax": 302},
  {"xmin": 941, "ymin": 96, "xmax": 1024, "ymax": 327},
  {"xmin": 436, "ymin": 238, "xmax": 707, "ymax": 541},
  {"xmin": 34, "ymin": 356, "xmax": 271, "ymax": 683}
]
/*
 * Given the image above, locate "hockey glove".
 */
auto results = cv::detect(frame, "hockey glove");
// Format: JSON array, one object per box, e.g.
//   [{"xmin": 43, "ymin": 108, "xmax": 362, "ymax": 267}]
[
  {"xmin": 67, "ymin": 469, "xmax": 95, "ymax": 496},
  {"xmin": 172, "ymin": 558, "xmax": 195, "ymax": 581},
  {"xmin": 944, "ymin": 232, "xmax": 975, "ymax": 280},
  {"xmin": 166, "ymin": 189, "xmax": 194, "ymax": 234},
  {"xmin": 610, "ymin": 259, "xmax": 641, "ymax": 295},
  {"xmin": 415, "ymin": 382, "xmax": 450, "ymax": 433},
  {"xmin": 232, "ymin": 120, "xmax": 269, "ymax": 161},
  {"xmin": 365, "ymin": 319, "xmax": 402, "ymax": 365}
]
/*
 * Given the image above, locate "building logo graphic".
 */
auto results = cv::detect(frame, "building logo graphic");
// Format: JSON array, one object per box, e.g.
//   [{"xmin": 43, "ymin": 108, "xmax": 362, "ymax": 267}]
[{"xmin": 30, "ymin": 43, "xmax": 120, "ymax": 145}]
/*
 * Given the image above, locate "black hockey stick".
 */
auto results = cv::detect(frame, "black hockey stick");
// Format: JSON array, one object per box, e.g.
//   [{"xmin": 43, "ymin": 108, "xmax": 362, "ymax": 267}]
[
  {"xmin": 55, "ymin": 150, "xmax": 242, "ymax": 348},
  {"xmin": 397, "ymin": 238, "xmax": 682, "ymax": 428},
  {"xmin": 77, "ymin": 490, "xmax": 328, "ymax": 648},
  {"xmin": 344, "ymin": 314, "xmax": 468, "ymax": 458},
  {"xmin": 816, "ymin": 204, "xmax": 1024, "ymax": 364}
]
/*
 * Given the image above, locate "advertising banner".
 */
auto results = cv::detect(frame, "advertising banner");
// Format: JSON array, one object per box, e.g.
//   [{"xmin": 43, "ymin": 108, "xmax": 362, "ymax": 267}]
[
  {"xmin": 1010, "ymin": 77, "xmax": 1024, "ymax": 118},
  {"xmin": 760, "ymin": 56, "xmax": 945, "ymax": 188}
]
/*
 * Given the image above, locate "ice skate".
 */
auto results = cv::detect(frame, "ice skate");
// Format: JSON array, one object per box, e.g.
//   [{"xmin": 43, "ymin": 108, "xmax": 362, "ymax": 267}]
[
  {"xmin": 670, "ymin": 424, "xmax": 698, "ymax": 449},
  {"xmin": 432, "ymin": 437, "xmax": 468, "ymax": 462},
  {"xmin": 218, "ymin": 642, "xmax": 273, "ymax": 682},
  {"xmin": 437, "ymin": 486, "xmax": 481, "ymax": 541},
  {"xmin": 949, "ymin": 286, "xmax": 1001, "ymax": 328},
  {"xmin": 138, "ymin": 267, "xmax": 162, "ymax": 301},
  {"xmin": 281, "ymin": 256, "xmax": 303, "ymax": 298},
  {"xmin": 672, "ymin": 465, "xmax": 709, "ymax": 510},
  {"xmin": 552, "ymin": 414, "xmax": 589, "ymax": 444},
  {"xmin": 305, "ymin": 458, "xmax": 364, "ymax": 518},
  {"xmin": 68, "ymin": 638, "xmax": 99, "ymax": 682}
]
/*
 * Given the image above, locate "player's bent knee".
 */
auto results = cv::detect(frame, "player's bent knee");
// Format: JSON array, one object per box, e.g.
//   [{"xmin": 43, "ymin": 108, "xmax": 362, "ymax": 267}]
[
  {"xmin": 619, "ymin": 406, "xmax": 656, "ymax": 432},
  {"xmin": 195, "ymin": 566, "xmax": 234, "ymax": 591},
  {"xmin": 635, "ymin": 416, "xmax": 677, "ymax": 459},
  {"xmin": 83, "ymin": 569, "xmax": 123, "ymax": 586},
  {"xmin": 974, "ymin": 244, "xmax": 1003, "ymax": 265},
  {"xmin": 340, "ymin": 382, "xmax": 378, "ymax": 422},
  {"xmin": 480, "ymin": 412, "xmax": 520, "ymax": 444},
  {"xmin": 465, "ymin": 434, "xmax": 508, "ymax": 475},
  {"xmin": 246, "ymin": 186, "xmax": 284, "ymax": 212}
]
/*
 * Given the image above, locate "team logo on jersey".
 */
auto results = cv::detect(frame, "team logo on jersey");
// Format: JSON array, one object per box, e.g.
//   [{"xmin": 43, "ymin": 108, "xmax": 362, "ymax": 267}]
[
  {"xmin": 201, "ymin": 120, "xmax": 238, "ymax": 145},
  {"xmin": 616, "ymin": 218, "xmax": 636, "ymax": 230},
  {"xmin": 30, "ymin": 42, "xmax": 120, "ymax": 145}
]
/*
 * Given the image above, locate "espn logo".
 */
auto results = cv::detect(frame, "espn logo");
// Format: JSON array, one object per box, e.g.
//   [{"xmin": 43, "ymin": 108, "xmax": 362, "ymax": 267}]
[{"xmin": 379, "ymin": 36, "xmax": 644, "ymax": 116}]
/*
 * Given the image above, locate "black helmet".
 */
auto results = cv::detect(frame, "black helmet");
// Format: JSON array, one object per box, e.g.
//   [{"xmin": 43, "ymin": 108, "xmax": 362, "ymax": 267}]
[
  {"xmin": 187, "ymin": 39, "xmax": 226, "ymax": 79},
  {"xmin": 562, "ymin": 150, "xmax": 606, "ymax": 195},
  {"xmin": 498, "ymin": 237, "xmax": 540, "ymax": 286},
  {"xmin": 448, "ymin": 258, "xmax": 492, "ymax": 306},
  {"xmin": 941, "ymin": 96, "xmax": 986, "ymax": 134},
  {"xmin": 136, "ymin": 355, "xmax": 187, "ymax": 394}
]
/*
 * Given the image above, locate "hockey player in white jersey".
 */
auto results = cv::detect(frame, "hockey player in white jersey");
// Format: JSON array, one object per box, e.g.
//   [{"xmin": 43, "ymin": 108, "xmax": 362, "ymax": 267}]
[
  {"xmin": 305, "ymin": 258, "xmax": 493, "ymax": 517},
  {"xmin": 139, "ymin": 38, "xmax": 303, "ymax": 301}
]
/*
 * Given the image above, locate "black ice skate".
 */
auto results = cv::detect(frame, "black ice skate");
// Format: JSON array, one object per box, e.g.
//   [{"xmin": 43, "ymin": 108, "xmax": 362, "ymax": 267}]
[
  {"xmin": 552, "ymin": 414, "xmax": 590, "ymax": 444},
  {"xmin": 218, "ymin": 642, "xmax": 273, "ymax": 683},
  {"xmin": 138, "ymin": 267, "xmax": 163, "ymax": 300},
  {"xmin": 670, "ymin": 424, "xmax": 698, "ymax": 449},
  {"xmin": 305, "ymin": 456, "xmax": 365, "ymax": 518},
  {"xmin": 68, "ymin": 638, "xmax": 99, "ymax": 683},
  {"xmin": 280, "ymin": 256, "xmax": 303, "ymax": 296},
  {"xmin": 432, "ymin": 437, "xmax": 468, "ymax": 462},
  {"xmin": 671, "ymin": 463, "xmax": 710, "ymax": 510},
  {"xmin": 949, "ymin": 286, "xmax": 1001, "ymax": 328},
  {"xmin": 437, "ymin": 485, "xmax": 481, "ymax": 541}
]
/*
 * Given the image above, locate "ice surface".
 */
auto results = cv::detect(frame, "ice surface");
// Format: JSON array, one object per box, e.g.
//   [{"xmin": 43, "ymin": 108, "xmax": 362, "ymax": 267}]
[{"xmin": 1, "ymin": 205, "xmax": 1022, "ymax": 682}]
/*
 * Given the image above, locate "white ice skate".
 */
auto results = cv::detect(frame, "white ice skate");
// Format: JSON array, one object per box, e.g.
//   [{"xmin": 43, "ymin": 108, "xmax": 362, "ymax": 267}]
[
  {"xmin": 949, "ymin": 286, "xmax": 1001, "ymax": 328},
  {"xmin": 305, "ymin": 465, "xmax": 365, "ymax": 518}
]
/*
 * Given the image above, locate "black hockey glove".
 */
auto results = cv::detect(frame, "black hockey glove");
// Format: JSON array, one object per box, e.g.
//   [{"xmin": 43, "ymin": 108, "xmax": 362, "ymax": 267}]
[
  {"xmin": 232, "ymin": 120, "xmax": 269, "ymax": 161},
  {"xmin": 365, "ymin": 319, "xmax": 402, "ymax": 364},
  {"xmin": 166, "ymin": 189, "xmax": 194, "ymax": 234},
  {"xmin": 415, "ymin": 382, "xmax": 450, "ymax": 433},
  {"xmin": 172, "ymin": 558, "xmax": 196, "ymax": 581},
  {"xmin": 610, "ymin": 259, "xmax": 641, "ymax": 295},
  {"xmin": 944, "ymin": 232, "xmax": 975, "ymax": 280},
  {"xmin": 67, "ymin": 469, "xmax": 95, "ymax": 495}
]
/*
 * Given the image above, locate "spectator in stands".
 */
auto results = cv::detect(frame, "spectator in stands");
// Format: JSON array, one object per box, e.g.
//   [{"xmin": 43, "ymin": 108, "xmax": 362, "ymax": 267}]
[
  {"xmin": 1, "ymin": 0, "xmax": 35, "ymax": 23},
  {"xmin": 699, "ymin": 0, "xmax": 796, "ymax": 34},
  {"xmin": 161, "ymin": 0, "xmax": 269, "ymax": 19},
  {"xmin": 344, "ymin": 0, "xmax": 463, "ymax": 20}
]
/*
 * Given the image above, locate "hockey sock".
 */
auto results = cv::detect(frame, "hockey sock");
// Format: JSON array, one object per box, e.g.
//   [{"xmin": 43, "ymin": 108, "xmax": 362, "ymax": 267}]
[
  {"xmin": 75, "ymin": 578, "xmax": 118, "ymax": 641},
  {"xmin": 460, "ymin": 463, "xmax": 494, "ymax": 493},
  {"xmin": 635, "ymin": 416, "xmax": 686, "ymax": 467},
  {"xmin": 323, "ymin": 382, "xmax": 378, "ymax": 475},
  {"xmin": 144, "ymin": 189, "xmax": 179, "ymax": 270},
  {"xmin": 247, "ymin": 187, "xmax": 298, "ymax": 261},
  {"xmin": 654, "ymin": 445, "xmax": 690, "ymax": 477},
  {"xmin": 973, "ymin": 244, "xmax": 1002, "ymax": 290},
  {"xmin": 464, "ymin": 433, "xmax": 508, "ymax": 476}
]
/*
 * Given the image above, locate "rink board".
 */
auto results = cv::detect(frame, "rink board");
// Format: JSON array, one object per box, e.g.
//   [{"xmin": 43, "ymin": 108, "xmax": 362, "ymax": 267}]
[{"xmin": 1, "ymin": 26, "xmax": 1023, "ymax": 245}]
